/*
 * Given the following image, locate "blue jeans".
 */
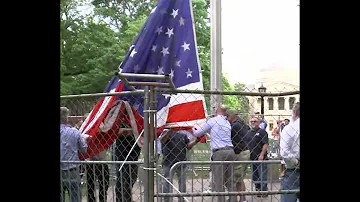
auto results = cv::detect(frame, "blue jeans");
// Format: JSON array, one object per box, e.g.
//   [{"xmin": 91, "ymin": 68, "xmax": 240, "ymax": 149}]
[
  {"xmin": 162, "ymin": 164, "xmax": 187, "ymax": 202},
  {"xmin": 60, "ymin": 168, "xmax": 81, "ymax": 202},
  {"xmin": 252, "ymin": 162, "xmax": 268, "ymax": 191},
  {"xmin": 281, "ymin": 169, "xmax": 300, "ymax": 202}
]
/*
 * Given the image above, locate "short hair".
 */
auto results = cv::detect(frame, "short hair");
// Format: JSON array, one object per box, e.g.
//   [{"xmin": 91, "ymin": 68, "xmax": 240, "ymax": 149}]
[
  {"xmin": 60, "ymin": 107, "xmax": 69, "ymax": 122},
  {"xmin": 292, "ymin": 102, "xmax": 300, "ymax": 117},
  {"xmin": 227, "ymin": 109, "xmax": 238, "ymax": 117},
  {"xmin": 284, "ymin": 118, "xmax": 290, "ymax": 122},
  {"xmin": 216, "ymin": 104, "xmax": 227, "ymax": 114},
  {"xmin": 250, "ymin": 116, "xmax": 261, "ymax": 121}
]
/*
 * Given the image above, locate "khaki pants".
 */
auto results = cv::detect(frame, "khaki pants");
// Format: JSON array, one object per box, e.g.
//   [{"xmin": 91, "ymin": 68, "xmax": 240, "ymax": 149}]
[{"xmin": 234, "ymin": 150, "xmax": 250, "ymax": 183}]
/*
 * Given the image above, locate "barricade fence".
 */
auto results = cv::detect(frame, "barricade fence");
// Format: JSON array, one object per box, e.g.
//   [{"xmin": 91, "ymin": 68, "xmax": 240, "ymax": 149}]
[{"xmin": 60, "ymin": 88, "xmax": 299, "ymax": 202}]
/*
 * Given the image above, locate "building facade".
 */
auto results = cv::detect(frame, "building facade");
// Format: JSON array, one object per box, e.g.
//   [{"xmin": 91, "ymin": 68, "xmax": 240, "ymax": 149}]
[{"xmin": 247, "ymin": 67, "xmax": 299, "ymax": 135}]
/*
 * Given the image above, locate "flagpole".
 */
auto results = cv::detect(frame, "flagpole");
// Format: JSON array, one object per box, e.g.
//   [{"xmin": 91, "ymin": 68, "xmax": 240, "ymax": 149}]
[
  {"xmin": 210, "ymin": 0, "xmax": 223, "ymax": 114},
  {"xmin": 143, "ymin": 86, "xmax": 150, "ymax": 202}
]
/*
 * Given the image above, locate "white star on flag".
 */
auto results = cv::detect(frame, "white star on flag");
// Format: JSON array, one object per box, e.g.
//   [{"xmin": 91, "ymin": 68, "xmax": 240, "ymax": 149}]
[
  {"xmin": 175, "ymin": 60, "xmax": 181, "ymax": 67},
  {"xmin": 169, "ymin": 69, "xmax": 175, "ymax": 78},
  {"xmin": 160, "ymin": 47, "xmax": 170, "ymax": 56},
  {"xmin": 181, "ymin": 42, "xmax": 190, "ymax": 51},
  {"xmin": 170, "ymin": 9, "xmax": 179, "ymax": 18},
  {"xmin": 155, "ymin": 26, "xmax": 163, "ymax": 35},
  {"xmin": 157, "ymin": 66, "xmax": 164, "ymax": 75},
  {"xmin": 130, "ymin": 49, "xmax": 137, "ymax": 57},
  {"xmin": 152, "ymin": 45, "xmax": 157, "ymax": 52},
  {"xmin": 179, "ymin": 17, "xmax": 185, "ymax": 26},
  {"xmin": 186, "ymin": 68, "xmax": 192, "ymax": 78},
  {"xmin": 165, "ymin": 28, "xmax": 174, "ymax": 38}
]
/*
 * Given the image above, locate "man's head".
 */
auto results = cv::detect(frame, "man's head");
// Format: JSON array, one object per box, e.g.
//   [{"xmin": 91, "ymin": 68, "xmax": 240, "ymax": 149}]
[
  {"xmin": 215, "ymin": 104, "xmax": 227, "ymax": 116},
  {"xmin": 227, "ymin": 109, "xmax": 239, "ymax": 122},
  {"xmin": 60, "ymin": 107, "xmax": 70, "ymax": 124},
  {"xmin": 291, "ymin": 102, "xmax": 300, "ymax": 121},
  {"xmin": 249, "ymin": 116, "xmax": 261, "ymax": 129},
  {"xmin": 284, "ymin": 119, "xmax": 290, "ymax": 125}
]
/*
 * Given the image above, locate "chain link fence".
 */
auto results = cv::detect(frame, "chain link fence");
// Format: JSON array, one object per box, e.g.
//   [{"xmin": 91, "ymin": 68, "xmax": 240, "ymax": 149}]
[{"xmin": 60, "ymin": 87, "xmax": 299, "ymax": 202}]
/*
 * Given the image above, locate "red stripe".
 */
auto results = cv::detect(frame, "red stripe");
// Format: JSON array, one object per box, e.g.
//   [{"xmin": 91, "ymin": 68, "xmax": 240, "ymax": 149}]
[
  {"xmin": 79, "ymin": 83, "xmax": 124, "ymax": 160},
  {"xmin": 166, "ymin": 100, "xmax": 206, "ymax": 123}
]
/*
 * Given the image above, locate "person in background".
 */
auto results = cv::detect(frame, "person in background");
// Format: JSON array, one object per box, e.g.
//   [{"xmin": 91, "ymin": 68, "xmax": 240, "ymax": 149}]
[
  {"xmin": 85, "ymin": 113, "xmax": 110, "ymax": 202},
  {"xmin": 259, "ymin": 114, "xmax": 268, "ymax": 130},
  {"xmin": 247, "ymin": 116, "xmax": 269, "ymax": 197},
  {"xmin": 279, "ymin": 119, "xmax": 290, "ymax": 178},
  {"xmin": 161, "ymin": 129, "xmax": 201, "ymax": 202},
  {"xmin": 272, "ymin": 120, "xmax": 281, "ymax": 154},
  {"xmin": 115, "ymin": 123, "xmax": 141, "ymax": 202},
  {"xmin": 74, "ymin": 119, "xmax": 83, "ymax": 130},
  {"xmin": 227, "ymin": 109, "xmax": 251, "ymax": 202},
  {"xmin": 60, "ymin": 107, "xmax": 90, "ymax": 202},
  {"xmin": 280, "ymin": 102, "xmax": 300, "ymax": 202}
]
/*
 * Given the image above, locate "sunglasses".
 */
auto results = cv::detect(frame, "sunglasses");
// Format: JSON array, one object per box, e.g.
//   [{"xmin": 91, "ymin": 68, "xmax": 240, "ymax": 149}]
[{"xmin": 250, "ymin": 120, "xmax": 259, "ymax": 123}]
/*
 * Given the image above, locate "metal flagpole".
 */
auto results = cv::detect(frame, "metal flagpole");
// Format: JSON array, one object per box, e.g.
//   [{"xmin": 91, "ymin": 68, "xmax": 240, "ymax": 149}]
[{"xmin": 210, "ymin": 0, "xmax": 223, "ymax": 115}]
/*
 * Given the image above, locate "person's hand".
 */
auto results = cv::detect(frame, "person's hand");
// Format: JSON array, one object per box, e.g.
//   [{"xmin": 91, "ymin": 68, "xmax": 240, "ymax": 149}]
[
  {"xmin": 83, "ymin": 134, "xmax": 91, "ymax": 141},
  {"xmin": 258, "ymin": 154, "xmax": 264, "ymax": 160}
]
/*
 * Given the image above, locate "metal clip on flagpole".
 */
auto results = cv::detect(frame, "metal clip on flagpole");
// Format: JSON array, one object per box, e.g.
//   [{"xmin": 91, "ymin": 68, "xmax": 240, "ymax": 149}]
[{"xmin": 115, "ymin": 72, "xmax": 176, "ymax": 91}]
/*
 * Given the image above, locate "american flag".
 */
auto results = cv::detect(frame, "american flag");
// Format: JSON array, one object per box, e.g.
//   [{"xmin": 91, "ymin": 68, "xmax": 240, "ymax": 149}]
[{"xmin": 79, "ymin": 0, "xmax": 207, "ymax": 159}]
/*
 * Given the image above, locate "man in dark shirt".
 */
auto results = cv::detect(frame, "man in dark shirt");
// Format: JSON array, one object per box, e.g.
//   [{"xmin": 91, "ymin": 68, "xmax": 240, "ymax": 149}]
[
  {"xmin": 227, "ymin": 109, "xmax": 251, "ymax": 202},
  {"xmin": 247, "ymin": 116, "xmax": 269, "ymax": 196},
  {"xmin": 161, "ymin": 129, "xmax": 200, "ymax": 202},
  {"xmin": 114, "ymin": 124, "xmax": 141, "ymax": 202}
]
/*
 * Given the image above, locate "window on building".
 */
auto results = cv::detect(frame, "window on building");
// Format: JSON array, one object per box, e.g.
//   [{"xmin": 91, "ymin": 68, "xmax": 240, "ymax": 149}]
[
  {"xmin": 278, "ymin": 97, "xmax": 285, "ymax": 110},
  {"xmin": 289, "ymin": 97, "xmax": 296, "ymax": 109},
  {"xmin": 269, "ymin": 123, "xmax": 274, "ymax": 131},
  {"xmin": 268, "ymin": 98, "xmax": 274, "ymax": 110}
]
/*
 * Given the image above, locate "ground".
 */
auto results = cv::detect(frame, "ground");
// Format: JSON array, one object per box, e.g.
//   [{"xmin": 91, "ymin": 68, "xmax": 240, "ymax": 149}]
[{"xmin": 79, "ymin": 178, "xmax": 282, "ymax": 202}]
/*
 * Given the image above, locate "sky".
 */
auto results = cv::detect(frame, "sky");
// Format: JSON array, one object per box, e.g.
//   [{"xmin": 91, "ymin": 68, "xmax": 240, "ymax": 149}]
[
  {"xmin": 74, "ymin": 0, "xmax": 299, "ymax": 85},
  {"xmin": 221, "ymin": 0, "xmax": 299, "ymax": 85}
]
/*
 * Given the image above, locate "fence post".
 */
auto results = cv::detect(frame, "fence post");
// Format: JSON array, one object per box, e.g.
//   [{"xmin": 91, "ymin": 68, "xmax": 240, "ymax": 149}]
[
  {"xmin": 148, "ymin": 86, "xmax": 156, "ymax": 201},
  {"xmin": 143, "ymin": 86, "xmax": 150, "ymax": 202}
]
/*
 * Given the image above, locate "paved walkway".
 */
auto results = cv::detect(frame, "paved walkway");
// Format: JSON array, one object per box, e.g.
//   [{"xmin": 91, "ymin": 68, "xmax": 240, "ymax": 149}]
[{"xmin": 80, "ymin": 178, "xmax": 283, "ymax": 202}]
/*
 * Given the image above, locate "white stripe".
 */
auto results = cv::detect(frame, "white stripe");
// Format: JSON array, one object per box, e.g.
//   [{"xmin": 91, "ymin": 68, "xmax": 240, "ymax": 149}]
[{"xmin": 80, "ymin": 88, "xmax": 116, "ymax": 134}]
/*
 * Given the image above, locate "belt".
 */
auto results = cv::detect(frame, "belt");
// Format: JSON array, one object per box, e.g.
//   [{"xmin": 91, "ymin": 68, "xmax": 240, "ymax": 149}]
[{"xmin": 212, "ymin": 146, "xmax": 233, "ymax": 153}]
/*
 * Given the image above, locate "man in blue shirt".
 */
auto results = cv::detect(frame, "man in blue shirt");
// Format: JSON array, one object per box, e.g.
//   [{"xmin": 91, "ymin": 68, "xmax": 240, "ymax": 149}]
[
  {"xmin": 192, "ymin": 105, "xmax": 237, "ymax": 202},
  {"xmin": 60, "ymin": 107, "xmax": 89, "ymax": 202}
]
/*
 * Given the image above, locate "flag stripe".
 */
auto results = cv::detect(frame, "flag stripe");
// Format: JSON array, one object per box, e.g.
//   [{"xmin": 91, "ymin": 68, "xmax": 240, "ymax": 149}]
[{"xmin": 167, "ymin": 100, "xmax": 206, "ymax": 123}]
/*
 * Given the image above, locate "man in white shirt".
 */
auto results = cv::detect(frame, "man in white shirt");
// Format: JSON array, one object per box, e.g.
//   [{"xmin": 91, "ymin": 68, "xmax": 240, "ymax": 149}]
[
  {"xmin": 280, "ymin": 102, "xmax": 300, "ymax": 202},
  {"xmin": 192, "ymin": 105, "xmax": 237, "ymax": 202}
]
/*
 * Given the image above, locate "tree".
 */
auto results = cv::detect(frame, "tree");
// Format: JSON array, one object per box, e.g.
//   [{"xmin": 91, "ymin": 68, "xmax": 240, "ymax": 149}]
[
  {"xmin": 60, "ymin": 0, "xmax": 243, "ymax": 115},
  {"xmin": 234, "ymin": 82, "xmax": 250, "ymax": 120}
]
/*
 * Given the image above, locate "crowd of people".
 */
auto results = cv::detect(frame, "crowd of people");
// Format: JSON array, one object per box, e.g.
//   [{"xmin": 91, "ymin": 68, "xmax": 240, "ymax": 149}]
[{"xmin": 60, "ymin": 101, "xmax": 300, "ymax": 202}]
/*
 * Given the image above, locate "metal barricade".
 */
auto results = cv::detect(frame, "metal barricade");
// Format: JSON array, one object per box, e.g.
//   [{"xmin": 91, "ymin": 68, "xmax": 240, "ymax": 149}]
[{"xmin": 151, "ymin": 160, "xmax": 299, "ymax": 202}]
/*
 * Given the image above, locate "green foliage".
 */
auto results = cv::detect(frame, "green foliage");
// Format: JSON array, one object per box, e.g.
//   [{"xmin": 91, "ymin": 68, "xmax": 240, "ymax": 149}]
[{"xmin": 60, "ymin": 0, "xmax": 249, "ymax": 115}]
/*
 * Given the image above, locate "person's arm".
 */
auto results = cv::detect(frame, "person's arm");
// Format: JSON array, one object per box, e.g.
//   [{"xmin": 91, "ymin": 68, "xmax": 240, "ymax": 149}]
[
  {"xmin": 118, "ymin": 128, "xmax": 133, "ymax": 136},
  {"xmin": 187, "ymin": 135, "xmax": 203, "ymax": 149},
  {"xmin": 280, "ymin": 127, "xmax": 298, "ymax": 168},
  {"xmin": 76, "ymin": 129, "xmax": 88, "ymax": 153},
  {"xmin": 258, "ymin": 130, "xmax": 269, "ymax": 160},
  {"xmin": 160, "ymin": 129, "xmax": 172, "ymax": 143},
  {"xmin": 193, "ymin": 118, "xmax": 214, "ymax": 137}
]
